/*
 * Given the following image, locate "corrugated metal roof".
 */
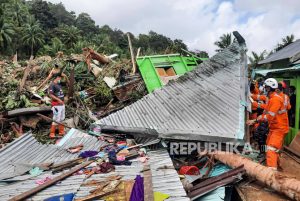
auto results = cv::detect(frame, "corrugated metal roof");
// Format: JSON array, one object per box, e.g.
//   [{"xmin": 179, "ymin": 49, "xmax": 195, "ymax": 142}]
[
  {"xmin": 0, "ymin": 130, "xmax": 188, "ymax": 200},
  {"xmin": 75, "ymin": 150, "xmax": 189, "ymax": 201},
  {"xmin": 258, "ymin": 39, "xmax": 300, "ymax": 64},
  {"xmin": 97, "ymin": 38, "xmax": 248, "ymax": 142},
  {"xmin": 253, "ymin": 65, "xmax": 300, "ymax": 77}
]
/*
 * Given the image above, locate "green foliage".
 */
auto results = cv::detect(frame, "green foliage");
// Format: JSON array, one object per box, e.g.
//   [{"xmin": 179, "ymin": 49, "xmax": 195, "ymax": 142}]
[
  {"xmin": 48, "ymin": 2, "xmax": 76, "ymax": 26},
  {"xmin": 0, "ymin": 16, "xmax": 15, "ymax": 50},
  {"xmin": 38, "ymin": 37, "xmax": 65, "ymax": 56},
  {"xmin": 54, "ymin": 24, "xmax": 81, "ymax": 48},
  {"xmin": 22, "ymin": 16, "xmax": 45, "ymax": 55},
  {"xmin": 249, "ymin": 50, "xmax": 267, "ymax": 69},
  {"xmin": 29, "ymin": 0, "xmax": 58, "ymax": 30},
  {"xmin": 76, "ymin": 12, "xmax": 98, "ymax": 36},
  {"xmin": 274, "ymin": 34, "xmax": 295, "ymax": 52},
  {"xmin": 214, "ymin": 33, "xmax": 234, "ymax": 52},
  {"xmin": 0, "ymin": 0, "xmax": 188, "ymax": 59},
  {"xmin": 95, "ymin": 78, "xmax": 113, "ymax": 105}
]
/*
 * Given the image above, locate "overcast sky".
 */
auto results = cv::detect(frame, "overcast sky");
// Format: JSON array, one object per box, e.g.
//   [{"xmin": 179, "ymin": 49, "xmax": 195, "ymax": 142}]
[{"xmin": 47, "ymin": 0, "xmax": 300, "ymax": 56}]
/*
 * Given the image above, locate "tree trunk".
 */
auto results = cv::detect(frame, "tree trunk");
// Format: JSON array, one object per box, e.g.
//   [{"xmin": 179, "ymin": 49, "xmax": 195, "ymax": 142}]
[
  {"xmin": 31, "ymin": 43, "xmax": 33, "ymax": 57},
  {"xmin": 209, "ymin": 151, "xmax": 300, "ymax": 200}
]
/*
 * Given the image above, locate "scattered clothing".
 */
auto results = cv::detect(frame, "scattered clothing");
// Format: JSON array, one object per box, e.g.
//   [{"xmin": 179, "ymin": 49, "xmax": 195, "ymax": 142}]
[
  {"xmin": 97, "ymin": 152, "xmax": 106, "ymax": 158},
  {"xmin": 79, "ymin": 151, "xmax": 99, "ymax": 158},
  {"xmin": 104, "ymin": 144, "xmax": 120, "ymax": 153},
  {"xmin": 109, "ymin": 150, "xmax": 132, "ymax": 165},
  {"xmin": 29, "ymin": 167, "xmax": 43, "ymax": 177},
  {"xmin": 130, "ymin": 175, "xmax": 144, "ymax": 201},
  {"xmin": 44, "ymin": 193, "xmax": 74, "ymax": 201},
  {"xmin": 138, "ymin": 157, "xmax": 149, "ymax": 163},
  {"xmin": 117, "ymin": 155, "xmax": 126, "ymax": 161},
  {"xmin": 93, "ymin": 162, "xmax": 115, "ymax": 174},
  {"xmin": 35, "ymin": 176, "xmax": 52, "ymax": 185},
  {"xmin": 154, "ymin": 192, "xmax": 170, "ymax": 201},
  {"xmin": 67, "ymin": 144, "xmax": 84, "ymax": 154}
]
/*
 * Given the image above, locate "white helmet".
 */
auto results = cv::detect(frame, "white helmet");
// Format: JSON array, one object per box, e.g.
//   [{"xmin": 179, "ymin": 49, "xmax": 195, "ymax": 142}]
[{"xmin": 264, "ymin": 78, "xmax": 278, "ymax": 89}]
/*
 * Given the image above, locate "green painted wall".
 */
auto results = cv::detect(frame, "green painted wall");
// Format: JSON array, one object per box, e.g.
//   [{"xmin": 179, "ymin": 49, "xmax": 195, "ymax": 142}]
[{"xmin": 137, "ymin": 54, "xmax": 207, "ymax": 93}]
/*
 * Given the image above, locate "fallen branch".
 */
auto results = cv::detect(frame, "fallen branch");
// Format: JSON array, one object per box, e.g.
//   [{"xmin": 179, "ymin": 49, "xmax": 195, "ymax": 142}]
[
  {"xmin": 19, "ymin": 57, "xmax": 33, "ymax": 92},
  {"xmin": 209, "ymin": 151, "xmax": 300, "ymax": 201},
  {"xmin": 9, "ymin": 160, "xmax": 94, "ymax": 201}
]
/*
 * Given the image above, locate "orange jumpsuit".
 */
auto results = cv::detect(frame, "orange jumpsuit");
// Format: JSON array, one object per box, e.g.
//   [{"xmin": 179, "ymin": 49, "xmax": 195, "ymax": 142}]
[
  {"xmin": 277, "ymin": 92, "xmax": 291, "ymax": 133},
  {"xmin": 257, "ymin": 92, "xmax": 286, "ymax": 168},
  {"xmin": 250, "ymin": 86, "xmax": 262, "ymax": 120},
  {"xmin": 251, "ymin": 94, "xmax": 268, "ymax": 129}
]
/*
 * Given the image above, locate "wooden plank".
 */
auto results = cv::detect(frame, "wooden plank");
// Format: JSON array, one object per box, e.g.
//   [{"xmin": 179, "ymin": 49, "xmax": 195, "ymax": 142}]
[
  {"xmin": 143, "ymin": 165, "xmax": 154, "ymax": 201},
  {"xmin": 8, "ymin": 160, "xmax": 94, "ymax": 201},
  {"xmin": 6, "ymin": 107, "xmax": 51, "ymax": 117},
  {"xmin": 127, "ymin": 33, "xmax": 137, "ymax": 74}
]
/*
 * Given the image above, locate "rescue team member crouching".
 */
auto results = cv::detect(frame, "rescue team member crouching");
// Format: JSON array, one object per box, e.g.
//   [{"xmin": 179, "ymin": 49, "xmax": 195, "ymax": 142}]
[
  {"xmin": 247, "ymin": 78, "xmax": 288, "ymax": 170},
  {"xmin": 48, "ymin": 72, "xmax": 66, "ymax": 139}
]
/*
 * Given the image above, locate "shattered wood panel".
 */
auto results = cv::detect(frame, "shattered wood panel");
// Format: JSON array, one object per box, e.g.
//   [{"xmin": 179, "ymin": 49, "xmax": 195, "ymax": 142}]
[
  {"xmin": 113, "ymin": 78, "xmax": 142, "ymax": 101},
  {"xmin": 97, "ymin": 37, "xmax": 248, "ymax": 142}
]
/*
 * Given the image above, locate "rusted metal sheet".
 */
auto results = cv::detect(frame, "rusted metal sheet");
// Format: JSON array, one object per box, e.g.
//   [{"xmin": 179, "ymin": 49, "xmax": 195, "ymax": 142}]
[{"xmin": 188, "ymin": 165, "xmax": 245, "ymax": 200}]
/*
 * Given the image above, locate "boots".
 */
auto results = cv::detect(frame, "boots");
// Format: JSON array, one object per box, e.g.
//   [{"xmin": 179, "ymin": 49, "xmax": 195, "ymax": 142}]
[
  {"xmin": 58, "ymin": 124, "xmax": 65, "ymax": 136},
  {"xmin": 50, "ymin": 125, "xmax": 56, "ymax": 139}
]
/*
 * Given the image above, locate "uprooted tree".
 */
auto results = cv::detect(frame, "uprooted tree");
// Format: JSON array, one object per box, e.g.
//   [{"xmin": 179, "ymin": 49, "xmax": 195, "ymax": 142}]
[{"xmin": 208, "ymin": 151, "xmax": 300, "ymax": 200}]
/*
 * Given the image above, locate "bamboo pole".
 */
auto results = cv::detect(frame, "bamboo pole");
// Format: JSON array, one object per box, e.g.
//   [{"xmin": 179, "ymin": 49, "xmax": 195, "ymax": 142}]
[{"xmin": 127, "ymin": 33, "xmax": 137, "ymax": 74}]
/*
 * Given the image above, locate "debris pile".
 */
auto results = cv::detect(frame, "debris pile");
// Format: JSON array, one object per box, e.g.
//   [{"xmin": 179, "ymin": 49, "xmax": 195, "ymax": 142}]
[{"xmin": 0, "ymin": 48, "xmax": 146, "ymax": 145}]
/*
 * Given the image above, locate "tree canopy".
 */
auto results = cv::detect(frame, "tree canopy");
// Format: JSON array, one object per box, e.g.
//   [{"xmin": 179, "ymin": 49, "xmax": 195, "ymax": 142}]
[{"xmin": 0, "ymin": 0, "xmax": 191, "ymax": 59}]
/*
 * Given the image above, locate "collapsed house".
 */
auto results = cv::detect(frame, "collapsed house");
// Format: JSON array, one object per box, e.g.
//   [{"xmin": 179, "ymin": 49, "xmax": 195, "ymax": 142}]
[
  {"xmin": 97, "ymin": 31, "xmax": 249, "ymax": 142},
  {"xmin": 0, "ymin": 32, "xmax": 299, "ymax": 201}
]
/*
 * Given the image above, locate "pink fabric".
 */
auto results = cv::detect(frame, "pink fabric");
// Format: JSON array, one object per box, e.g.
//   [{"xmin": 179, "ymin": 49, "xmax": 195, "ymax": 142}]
[{"xmin": 35, "ymin": 176, "xmax": 52, "ymax": 185}]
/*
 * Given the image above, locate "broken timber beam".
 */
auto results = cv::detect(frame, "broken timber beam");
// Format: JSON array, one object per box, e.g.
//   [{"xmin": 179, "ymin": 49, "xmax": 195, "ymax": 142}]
[
  {"xmin": 18, "ymin": 56, "xmax": 34, "ymax": 92},
  {"xmin": 4, "ymin": 107, "xmax": 51, "ymax": 118},
  {"xmin": 9, "ymin": 160, "xmax": 94, "ymax": 201},
  {"xmin": 209, "ymin": 151, "xmax": 300, "ymax": 201},
  {"xmin": 127, "ymin": 33, "xmax": 137, "ymax": 74}
]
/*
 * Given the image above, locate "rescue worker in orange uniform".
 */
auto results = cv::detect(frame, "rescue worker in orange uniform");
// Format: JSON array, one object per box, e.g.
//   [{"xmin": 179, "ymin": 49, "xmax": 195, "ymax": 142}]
[
  {"xmin": 247, "ymin": 78, "xmax": 287, "ymax": 170},
  {"xmin": 277, "ymin": 81, "xmax": 291, "ymax": 131},
  {"xmin": 250, "ymin": 80, "xmax": 269, "ymax": 159},
  {"xmin": 250, "ymin": 81, "xmax": 261, "ymax": 120}
]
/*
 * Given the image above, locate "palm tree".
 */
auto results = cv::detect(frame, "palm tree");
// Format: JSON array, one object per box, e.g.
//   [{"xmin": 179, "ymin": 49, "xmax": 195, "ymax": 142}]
[
  {"xmin": 0, "ymin": 17, "xmax": 15, "ymax": 50},
  {"xmin": 214, "ymin": 33, "xmax": 233, "ymax": 52},
  {"xmin": 57, "ymin": 25, "xmax": 81, "ymax": 48},
  {"xmin": 275, "ymin": 34, "xmax": 295, "ymax": 52},
  {"xmin": 249, "ymin": 50, "xmax": 267, "ymax": 69},
  {"xmin": 7, "ymin": 0, "xmax": 28, "ymax": 27},
  {"xmin": 22, "ymin": 18, "xmax": 45, "ymax": 56},
  {"xmin": 40, "ymin": 37, "xmax": 66, "ymax": 57}
]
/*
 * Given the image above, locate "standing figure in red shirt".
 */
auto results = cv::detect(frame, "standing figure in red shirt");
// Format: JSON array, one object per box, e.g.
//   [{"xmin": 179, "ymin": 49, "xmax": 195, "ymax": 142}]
[{"xmin": 48, "ymin": 72, "xmax": 66, "ymax": 138}]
